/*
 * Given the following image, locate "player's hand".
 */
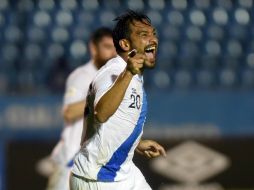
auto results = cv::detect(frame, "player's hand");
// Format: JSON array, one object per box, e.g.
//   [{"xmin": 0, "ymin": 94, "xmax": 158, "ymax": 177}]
[
  {"xmin": 136, "ymin": 139, "xmax": 166, "ymax": 159},
  {"xmin": 127, "ymin": 49, "xmax": 146, "ymax": 75}
]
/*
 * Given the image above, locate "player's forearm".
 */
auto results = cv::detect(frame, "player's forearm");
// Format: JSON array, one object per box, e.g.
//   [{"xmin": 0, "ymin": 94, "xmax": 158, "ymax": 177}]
[
  {"xmin": 63, "ymin": 100, "xmax": 86, "ymax": 123},
  {"xmin": 95, "ymin": 69, "xmax": 133, "ymax": 123}
]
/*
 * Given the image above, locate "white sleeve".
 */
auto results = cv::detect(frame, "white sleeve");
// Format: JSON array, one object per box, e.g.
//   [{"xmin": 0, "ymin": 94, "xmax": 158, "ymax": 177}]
[
  {"xmin": 93, "ymin": 67, "xmax": 122, "ymax": 106},
  {"xmin": 63, "ymin": 73, "xmax": 92, "ymax": 105}
]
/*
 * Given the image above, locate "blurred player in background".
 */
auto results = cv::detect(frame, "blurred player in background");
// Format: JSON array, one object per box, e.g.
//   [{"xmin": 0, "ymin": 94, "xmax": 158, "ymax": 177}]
[
  {"xmin": 36, "ymin": 27, "xmax": 116, "ymax": 190},
  {"xmin": 70, "ymin": 10, "xmax": 166, "ymax": 190}
]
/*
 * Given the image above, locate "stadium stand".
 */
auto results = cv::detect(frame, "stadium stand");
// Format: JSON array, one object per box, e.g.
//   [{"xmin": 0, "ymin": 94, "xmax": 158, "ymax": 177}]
[{"xmin": 0, "ymin": 0, "xmax": 254, "ymax": 94}]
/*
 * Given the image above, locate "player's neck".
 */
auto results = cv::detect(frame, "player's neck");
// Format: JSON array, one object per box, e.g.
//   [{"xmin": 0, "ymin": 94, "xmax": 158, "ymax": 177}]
[{"xmin": 118, "ymin": 52, "xmax": 128, "ymax": 63}]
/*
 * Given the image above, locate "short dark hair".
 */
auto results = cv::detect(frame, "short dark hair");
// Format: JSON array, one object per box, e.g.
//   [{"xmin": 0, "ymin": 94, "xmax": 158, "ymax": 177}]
[
  {"xmin": 90, "ymin": 27, "xmax": 113, "ymax": 45},
  {"xmin": 112, "ymin": 10, "xmax": 151, "ymax": 53}
]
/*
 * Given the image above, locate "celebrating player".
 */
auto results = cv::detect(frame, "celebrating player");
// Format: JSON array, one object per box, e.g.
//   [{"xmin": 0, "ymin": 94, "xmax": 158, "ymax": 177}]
[{"xmin": 70, "ymin": 10, "xmax": 166, "ymax": 190}]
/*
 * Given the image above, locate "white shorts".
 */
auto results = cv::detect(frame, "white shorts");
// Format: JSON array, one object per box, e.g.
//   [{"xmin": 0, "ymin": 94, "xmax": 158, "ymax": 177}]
[{"xmin": 69, "ymin": 164, "xmax": 152, "ymax": 190}]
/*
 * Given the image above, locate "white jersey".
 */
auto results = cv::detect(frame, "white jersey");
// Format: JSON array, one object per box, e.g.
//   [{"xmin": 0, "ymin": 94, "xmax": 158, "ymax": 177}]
[
  {"xmin": 72, "ymin": 55, "xmax": 148, "ymax": 182},
  {"xmin": 51, "ymin": 60, "xmax": 98, "ymax": 166}
]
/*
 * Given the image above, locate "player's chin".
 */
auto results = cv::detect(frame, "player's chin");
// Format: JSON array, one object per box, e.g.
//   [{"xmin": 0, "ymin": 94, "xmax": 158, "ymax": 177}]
[{"xmin": 144, "ymin": 60, "xmax": 156, "ymax": 69}]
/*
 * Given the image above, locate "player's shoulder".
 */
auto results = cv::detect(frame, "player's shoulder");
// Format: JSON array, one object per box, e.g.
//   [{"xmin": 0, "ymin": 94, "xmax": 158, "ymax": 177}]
[
  {"xmin": 90, "ymin": 56, "xmax": 125, "ymax": 89},
  {"xmin": 68, "ymin": 61, "xmax": 96, "ymax": 82},
  {"xmin": 108, "ymin": 55, "xmax": 126, "ymax": 68},
  {"xmin": 95, "ymin": 56, "xmax": 126, "ymax": 77}
]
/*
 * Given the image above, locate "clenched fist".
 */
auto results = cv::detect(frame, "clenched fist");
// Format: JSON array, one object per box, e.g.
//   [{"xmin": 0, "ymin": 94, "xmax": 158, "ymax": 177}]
[{"xmin": 127, "ymin": 49, "xmax": 146, "ymax": 75}]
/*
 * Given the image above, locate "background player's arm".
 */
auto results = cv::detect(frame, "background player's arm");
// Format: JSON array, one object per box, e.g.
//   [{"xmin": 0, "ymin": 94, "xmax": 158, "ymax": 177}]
[
  {"xmin": 95, "ymin": 53, "xmax": 144, "ymax": 123},
  {"xmin": 63, "ymin": 100, "xmax": 86, "ymax": 123},
  {"xmin": 63, "ymin": 71, "xmax": 91, "ymax": 124}
]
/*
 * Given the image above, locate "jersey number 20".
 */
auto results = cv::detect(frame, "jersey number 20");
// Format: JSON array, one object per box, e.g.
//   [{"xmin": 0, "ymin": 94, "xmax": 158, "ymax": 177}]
[{"xmin": 129, "ymin": 94, "xmax": 141, "ymax": 109}]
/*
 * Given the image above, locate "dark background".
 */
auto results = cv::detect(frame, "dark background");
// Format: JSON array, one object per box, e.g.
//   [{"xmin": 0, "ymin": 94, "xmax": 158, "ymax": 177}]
[{"xmin": 5, "ymin": 137, "xmax": 254, "ymax": 190}]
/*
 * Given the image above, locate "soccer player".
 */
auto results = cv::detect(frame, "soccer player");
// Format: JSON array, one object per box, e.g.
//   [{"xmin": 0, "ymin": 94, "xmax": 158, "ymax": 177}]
[
  {"xmin": 41, "ymin": 27, "xmax": 116, "ymax": 190},
  {"xmin": 70, "ymin": 10, "xmax": 166, "ymax": 190}
]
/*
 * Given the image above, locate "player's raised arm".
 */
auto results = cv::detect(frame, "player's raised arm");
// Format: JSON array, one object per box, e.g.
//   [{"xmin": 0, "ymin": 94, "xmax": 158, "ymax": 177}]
[{"xmin": 95, "ymin": 50, "xmax": 144, "ymax": 123}]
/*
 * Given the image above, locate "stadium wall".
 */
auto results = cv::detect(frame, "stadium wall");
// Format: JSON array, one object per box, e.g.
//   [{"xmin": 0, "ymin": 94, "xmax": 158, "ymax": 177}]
[{"xmin": 0, "ymin": 91, "xmax": 254, "ymax": 190}]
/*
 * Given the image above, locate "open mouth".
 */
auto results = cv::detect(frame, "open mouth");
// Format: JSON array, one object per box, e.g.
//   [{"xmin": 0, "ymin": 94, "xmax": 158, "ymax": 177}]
[
  {"xmin": 145, "ymin": 45, "xmax": 156, "ymax": 53},
  {"xmin": 145, "ymin": 45, "xmax": 157, "ymax": 61}
]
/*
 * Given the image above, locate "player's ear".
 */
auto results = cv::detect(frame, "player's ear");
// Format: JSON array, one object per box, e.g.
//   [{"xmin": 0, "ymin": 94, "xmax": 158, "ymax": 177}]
[{"xmin": 119, "ymin": 39, "xmax": 130, "ymax": 52}]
